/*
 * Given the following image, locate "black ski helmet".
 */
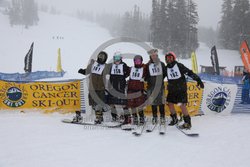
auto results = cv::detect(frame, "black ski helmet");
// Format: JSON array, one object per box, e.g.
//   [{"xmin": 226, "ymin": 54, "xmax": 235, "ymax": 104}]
[{"xmin": 97, "ymin": 51, "xmax": 108, "ymax": 64}]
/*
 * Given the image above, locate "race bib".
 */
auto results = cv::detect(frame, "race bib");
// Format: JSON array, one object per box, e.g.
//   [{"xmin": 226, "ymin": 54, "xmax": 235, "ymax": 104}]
[
  {"xmin": 149, "ymin": 63, "xmax": 162, "ymax": 76},
  {"xmin": 167, "ymin": 64, "xmax": 181, "ymax": 80},
  {"xmin": 111, "ymin": 64, "xmax": 124, "ymax": 75},
  {"xmin": 91, "ymin": 61, "xmax": 105, "ymax": 75},
  {"xmin": 130, "ymin": 67, "xmax": 143, "ymax": 80}
]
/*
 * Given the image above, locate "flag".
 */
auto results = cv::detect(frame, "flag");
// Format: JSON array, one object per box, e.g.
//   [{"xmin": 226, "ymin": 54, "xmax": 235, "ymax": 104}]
[
  {"xmin": 191, "ymin": 51, "xmax": 198, "ymax": 74},
  {"xmin": 240, "ymin": 40, "xmax": 250, "ymax": 72},
  {"xmin": 211, "ymin": 46, "xmax": 220, "ymax": 75},
  {"xmin": 24, "ymin": 42, "xmax": 34, "ymax": 73},
  {"xmin": 57, "ymin": 48, "xmax": 63, "ymax": 72}
]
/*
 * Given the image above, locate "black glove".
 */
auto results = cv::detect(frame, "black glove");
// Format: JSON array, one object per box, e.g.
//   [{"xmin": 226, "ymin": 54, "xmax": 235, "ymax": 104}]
[
  {"xmin": 197, "ymin": 79, "xmax": 204, "ymax": 89},
  {"xmin": 78, "ymin": 68, "xmax": 86, "ymax": 75}
]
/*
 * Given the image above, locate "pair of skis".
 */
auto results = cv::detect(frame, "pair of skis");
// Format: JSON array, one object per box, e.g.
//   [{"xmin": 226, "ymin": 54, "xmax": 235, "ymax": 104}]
[
  {"xmin": 61, "ymin": 119, "xmax": 122, "ymax": 128},
  {"xmin": 62, "ymin": 119, "xmax": 199, "ymax": 137},
  {"xmin": 132, "ymin": 123, "xmax": 198, "ymax": 137},
  {"xmin": 130, "ymin": 123, "xmax": 166, "ymax": 136}
]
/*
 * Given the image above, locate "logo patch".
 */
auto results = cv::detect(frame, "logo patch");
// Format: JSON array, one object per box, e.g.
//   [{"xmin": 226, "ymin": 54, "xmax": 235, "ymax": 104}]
[
  {"xmin": 0, "ymin": 83, "xmax": 28, "ymax": 108},
  {"xmin": 206, "ymin": 86, "xmax": 231, "ymax": 113}
]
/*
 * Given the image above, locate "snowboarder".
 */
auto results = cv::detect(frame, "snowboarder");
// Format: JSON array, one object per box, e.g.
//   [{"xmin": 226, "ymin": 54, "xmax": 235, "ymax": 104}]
[
  {"xmin": 145, "ymin": 49, "xmax": 166, "ymax": 125},
  {"xmin": 77, "ymin": 51, "xmax": 109, "ymax": 124},
  {"xmin": 127, "ymin": 55, "xmax": 147, "ymax": 125},
  {"xmin": 165, "ymin": 52, "xmax": 204, "ymax": 129},
  {"xmin": 107, "ymin": 52, "xmax": 130, "ymax": 124}
]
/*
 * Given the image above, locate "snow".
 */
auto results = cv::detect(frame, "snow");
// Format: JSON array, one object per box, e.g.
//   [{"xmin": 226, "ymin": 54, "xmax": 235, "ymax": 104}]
[
  {"xmin": 0, "ymin": 112, "xmax": 250, "ymax": 167},
  {"xmin": 0, "ymin": 11, "xmax": 249, "ymax": 167}
]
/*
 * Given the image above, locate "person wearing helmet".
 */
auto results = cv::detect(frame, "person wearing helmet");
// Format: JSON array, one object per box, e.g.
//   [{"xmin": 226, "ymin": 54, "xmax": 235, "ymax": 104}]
[
  {"xmin": 165, "ymin": 52, "xmax": 204, "ymax": 129},
  {"xmin": 78, "ymin": 51, "xmax": 109, "ymax": 124},
  {"xmin": 107, "ymin": 52, "xmax": 130, "ymax": 124},
  {"xmin": 127, "ymin": 55, "xmax": 147, "ymax": 125},
  {"xmin": 145, "ymin": 49, "xmax": 166, "ymax": 125}
]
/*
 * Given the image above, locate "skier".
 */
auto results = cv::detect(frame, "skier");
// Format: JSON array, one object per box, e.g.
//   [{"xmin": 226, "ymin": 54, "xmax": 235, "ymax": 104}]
[
  {"xmin": 240, "ymin": 69, "xmax": 250, "ymax": 104},
  {"xmin": 145, "ymin": 49, "xmax": 166, "ymax": 125},
  {"xmin": 107, "ymin": 52, "xmax": 130, "ymax": 124},
  {"xmin": 165, "ymin": 52, "xmax": 204, "ymax": 129},
  {"xmin": 127, "ymin": 55, "xmax": 147, "ymax": 125},
  {"xmin": 77, "ymin": 51, "xmax": 108, "ymax": 124}
]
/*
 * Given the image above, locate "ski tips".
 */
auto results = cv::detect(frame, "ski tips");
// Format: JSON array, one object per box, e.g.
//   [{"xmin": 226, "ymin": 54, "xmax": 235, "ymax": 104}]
[{"xmin": 187, "ymin": 133, "xmax": 199, "ymax": 137}]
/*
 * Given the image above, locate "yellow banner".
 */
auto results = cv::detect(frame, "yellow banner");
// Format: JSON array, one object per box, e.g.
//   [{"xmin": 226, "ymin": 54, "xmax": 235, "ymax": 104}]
[
  {"xmin": 0, "ymin": 80, "xmax": 81, "ymax": 112},
  {"xmin": 145, "ymin": 82, "xmax": 203, "ymax": 116}
]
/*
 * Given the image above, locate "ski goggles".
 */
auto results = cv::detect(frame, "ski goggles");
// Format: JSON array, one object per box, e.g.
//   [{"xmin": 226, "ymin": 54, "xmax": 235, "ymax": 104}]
[
  {"xmin": 113, "ymin": 55, "xmax": 121, "ymax": 62},
  {"xmin": 166, "ymin": 55, "xmax": 175, "ymax": 63}
]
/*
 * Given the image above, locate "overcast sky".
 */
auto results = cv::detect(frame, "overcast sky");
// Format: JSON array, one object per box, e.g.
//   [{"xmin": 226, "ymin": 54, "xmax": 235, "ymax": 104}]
[{"xmin": 36, "ymin": 0, "xmax": 223, "ymax": 29}]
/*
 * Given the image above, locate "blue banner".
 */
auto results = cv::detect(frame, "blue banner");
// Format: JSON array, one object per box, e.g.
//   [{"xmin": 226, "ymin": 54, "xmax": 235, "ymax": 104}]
[
  {"xmin": 198, "ymin": 73, "xmax": 242, "ymax": 84},
  {"xmin": 0, "ymin": 71, "xmax": 65, "ymax": 81}
]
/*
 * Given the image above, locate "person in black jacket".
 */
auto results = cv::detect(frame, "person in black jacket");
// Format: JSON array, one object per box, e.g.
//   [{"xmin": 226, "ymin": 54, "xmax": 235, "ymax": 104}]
[
  {"xmin": 107, "ymin": 52, "xmax": 130, "ymax": 124},
  {"xmin": 78, "ymin": 51, "xmax": 108, "ymax": 124},
  {"xmin": 165, "ymin": 52, "xmax": 204, "ymax": 129}
]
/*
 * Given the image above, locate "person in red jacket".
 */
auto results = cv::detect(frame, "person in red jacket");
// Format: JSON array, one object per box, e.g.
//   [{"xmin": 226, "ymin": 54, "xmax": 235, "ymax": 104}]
[{"xmin": 165, "ymin": 52, "xmax": 204, "ymax": 129}]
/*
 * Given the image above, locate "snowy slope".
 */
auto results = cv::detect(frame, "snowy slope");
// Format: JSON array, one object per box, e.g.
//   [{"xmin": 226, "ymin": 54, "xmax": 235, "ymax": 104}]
[
  {"xmin": 0, "ymin": 12, "xmax": 243, "ymax": 79},
  {"xmin": 0, "ymin": 12, "xmax": 111, "ymax": 79}
]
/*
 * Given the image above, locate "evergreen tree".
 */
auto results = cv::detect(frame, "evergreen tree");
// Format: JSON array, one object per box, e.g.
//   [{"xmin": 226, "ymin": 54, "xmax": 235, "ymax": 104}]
[
  {"xmin": 219, "ymin": 0, "xmax": 250, "ymax": 49},
  {"xmin": 219, "ymin": 0, "xmax": 234, "ymax": 49},
  {"xmin": 151, "ymin": 0, "xmax": 161, "ymax": 48},
  {"xmin": 231, "ymin": 0, "xmax": 250, "ymax": 49},
  {"xmin": 150, "ymin": 0, "xmax": 199, "ymax": 58},
  {"xmin": 187, "ymin": 0, "xmax": 199, "ymax": 55},
  {"xmin": 8, "ymin": 0, "xmax": 39, "ymax": 28}
]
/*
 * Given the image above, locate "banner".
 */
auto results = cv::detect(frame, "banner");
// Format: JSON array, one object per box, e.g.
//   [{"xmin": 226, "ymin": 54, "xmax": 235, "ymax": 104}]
[
  {"xmin": 211, "ymin": 46, "xmax": 220, "ymax": 75},
  {"xmin": 24, "ymin": 42, "xmax": 34, "ymax": 73},
  {"xmin": 199, "ymin": 73, "xmax": 242, "ymax": 84},
  {"xmin": 191, "ymin": 52, "xmax": 198, "ymax": 74},
  {"xmin": 240, "ymin": 40, "xmax": 250, "ymax": 72},
  {"xmin": 232, "ymin": 84, "xmax": 250, "ymax": 113},
  {"xmin": 0, "ymin": 80, "xmax": 81, "ymax": 112},
  {"xmin": 145, "ymin": 82, "xmax": 204, "ymax": 116},
  {"xmin": 201, "ymin": 82, "xmax": 237, "ymax": 115},
  {"xmin": 0, "ymin": 71, "xmax": 65, "ymax": 81}
]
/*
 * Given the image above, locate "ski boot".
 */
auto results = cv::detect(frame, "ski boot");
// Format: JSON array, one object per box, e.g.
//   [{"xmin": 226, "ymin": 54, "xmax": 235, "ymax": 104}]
[
  {"xmin": 111, "ymin": 112, "xmax": 119, "ymax": 122},
  {"xmin": 168, "ymin": 113, "xmax": 178, "ymax": 126},
  {"xmin": 72, "ymin": 111, "xmax": 83, "ymax": 123},
  {"xmin": 122, "ymin": 115, "xmax": 131, "ymax": 125},
  {"xmin": 152, "ymin": 117, "xmax": 158, "ymax": 125},
  {"xmin": 94, "ymin": 110, "xmax": 103, "ymax": 124},
  {"xmin": 132, "ymin": 113, "xmax": 138, "ymax": 125},
  {"xmin": 179, "ymin": 115, "xmax": 192, "ymax": 129},
  {"xmin": 160, "ymin": 117, "xmax": 166, "ymax": 125},
  {"xmin": 138, "ymin": 110, "xmax": 145, "ymax": 125}
]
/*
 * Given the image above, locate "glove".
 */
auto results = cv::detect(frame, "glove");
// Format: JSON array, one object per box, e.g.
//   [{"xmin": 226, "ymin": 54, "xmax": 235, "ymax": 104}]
[
  {"xmin": 78, "ymin": 68, "xmax": 86, "ymax": 75},
  {"xmin": 197, "ymin": 79, "xmax": 204, "ymax": 89}
]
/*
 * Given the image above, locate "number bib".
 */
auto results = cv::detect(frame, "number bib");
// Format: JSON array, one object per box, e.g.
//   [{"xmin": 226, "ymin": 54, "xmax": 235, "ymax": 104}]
[
  {"xmin": 130, "ymin": 67, "xmax": 143, "ymax": 80},
  {"xmin": 149, "ymin": 63, "xmax": 162, "ymax": 76},
  {"xmin": 111, "ymin": 64, "xmax": 124, "ymax": 75},
  {"xmin": 167, "ymin": 64, "xmax": 181, "ymax": 80},
  {"xmin": 91, "ymin": 61, "xmax": 105, "ymax": 75}
]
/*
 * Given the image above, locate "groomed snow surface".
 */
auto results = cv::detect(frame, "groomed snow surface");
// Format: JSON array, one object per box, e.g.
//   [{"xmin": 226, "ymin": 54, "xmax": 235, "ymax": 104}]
[{"xmin": 0, "ymin": 112, "xmax": 250, "ymax": 167}]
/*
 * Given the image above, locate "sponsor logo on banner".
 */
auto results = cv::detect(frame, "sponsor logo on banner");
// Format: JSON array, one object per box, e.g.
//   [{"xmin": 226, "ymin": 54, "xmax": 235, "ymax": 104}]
[
  {"xmin": 0, "ymin": 83, "xmax": 28, "ymax": 108},
  {"xmin": 206, "ymin": 86, "xmax": 231, "ymax": 113}
]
